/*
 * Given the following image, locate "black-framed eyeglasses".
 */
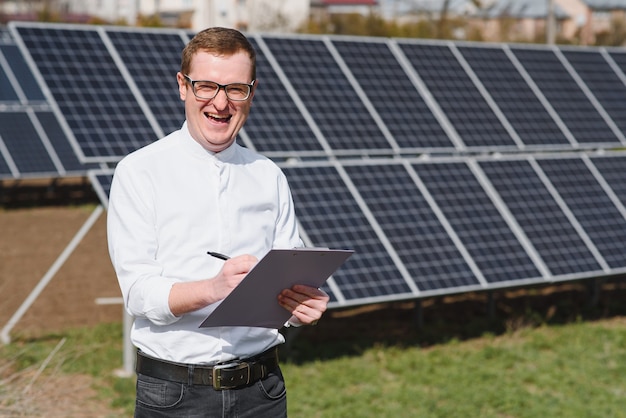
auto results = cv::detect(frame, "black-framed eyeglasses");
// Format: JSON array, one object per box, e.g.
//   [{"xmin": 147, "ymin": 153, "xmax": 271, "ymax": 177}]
[{"xmin": 183, "ymin": 75, "xmax": 255, "ymax": 101}]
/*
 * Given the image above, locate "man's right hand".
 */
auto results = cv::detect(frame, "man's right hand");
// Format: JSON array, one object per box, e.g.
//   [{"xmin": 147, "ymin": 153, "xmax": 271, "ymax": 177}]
[
  {"xmin": 209, "ymin": 254, "xmax": 258, "ymax": 301},
  {"xmin": 168, "ymin": 254, "xmax": 257, "ymax": 316}
]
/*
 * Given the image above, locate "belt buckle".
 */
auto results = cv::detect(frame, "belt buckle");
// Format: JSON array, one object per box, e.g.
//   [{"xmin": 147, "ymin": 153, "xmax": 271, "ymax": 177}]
[{"xmin": 212, "ymin": 361, "xmax": 250, "ymax": 390}]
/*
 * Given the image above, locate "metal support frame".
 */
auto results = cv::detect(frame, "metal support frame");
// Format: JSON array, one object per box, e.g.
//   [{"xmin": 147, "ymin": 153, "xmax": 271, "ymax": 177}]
[{"xmin": 1, "ymin": 205, "xmax": 104, "ymax": 344}]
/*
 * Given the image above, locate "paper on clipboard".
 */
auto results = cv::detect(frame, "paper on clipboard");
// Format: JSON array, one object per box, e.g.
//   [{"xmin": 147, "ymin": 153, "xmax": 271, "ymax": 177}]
[{"xmin": 199, "ymin": 248, "xmax": 354, "ymax": 329}]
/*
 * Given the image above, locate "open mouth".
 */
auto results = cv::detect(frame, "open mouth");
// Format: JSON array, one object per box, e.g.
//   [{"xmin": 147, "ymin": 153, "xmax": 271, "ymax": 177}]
[{"xmin": 205, "ymin": 112, "xmax": 232, "ymax": 123}]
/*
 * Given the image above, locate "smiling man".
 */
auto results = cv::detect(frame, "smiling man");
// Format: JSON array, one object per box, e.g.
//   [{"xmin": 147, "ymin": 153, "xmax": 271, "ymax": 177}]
[
  {"xmin": 178, "ymin": 49, "xmax": 254, "ymax": 153},
  {"xmin": 107, "ymin": 27, "xmax": 329, "ymax": 418}
]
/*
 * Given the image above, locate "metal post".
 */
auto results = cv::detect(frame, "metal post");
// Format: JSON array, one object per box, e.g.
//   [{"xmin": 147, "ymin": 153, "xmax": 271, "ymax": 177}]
[
  {"xmin": 547, "ymin": 0, "xmax": 556, "ymax": 44},
  {"xmin": 413, "ymin": 299, "xmax": 423, "ymax": 330}
]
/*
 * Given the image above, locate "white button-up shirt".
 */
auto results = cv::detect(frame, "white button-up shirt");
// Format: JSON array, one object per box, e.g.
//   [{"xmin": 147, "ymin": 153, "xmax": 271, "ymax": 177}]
[{"xmin": 107, "ymin": 122, "xmax": 302, "ymax": 364}]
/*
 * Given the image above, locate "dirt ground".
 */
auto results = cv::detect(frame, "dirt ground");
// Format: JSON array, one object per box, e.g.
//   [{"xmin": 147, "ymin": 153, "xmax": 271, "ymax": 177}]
[
  {"xmin": 1, "ymin": 179, "xmax": 625, "ymax": 417},
  {"xmin": 0, "ymin": 180, "xmax": 123, "ymax": 417},
  {"xmin": 0, "ymin": 206, "xmax": 121, "ymax": 339}
]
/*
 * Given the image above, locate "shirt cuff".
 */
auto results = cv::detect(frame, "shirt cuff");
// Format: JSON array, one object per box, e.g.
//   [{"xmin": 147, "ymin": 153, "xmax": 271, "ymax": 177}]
[
  {"xmin": 142, "ymin": 279, "xmax": 181, "ymax": 326},
  {"xmin": 284, "ymin": 318, "xmax": 303, "ymax": 328}
]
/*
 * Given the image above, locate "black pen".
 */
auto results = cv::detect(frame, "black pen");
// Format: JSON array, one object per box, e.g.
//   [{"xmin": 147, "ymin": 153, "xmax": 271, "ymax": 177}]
[{"xmin": 207, "ymin": 251, "xmax": 230, "ymax": 260}]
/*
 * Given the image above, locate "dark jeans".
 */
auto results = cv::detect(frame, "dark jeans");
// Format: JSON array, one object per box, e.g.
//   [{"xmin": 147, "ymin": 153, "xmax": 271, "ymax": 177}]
[{"xmin": 134, "ymin": 367, "xmax": 287, "ymax": 418}]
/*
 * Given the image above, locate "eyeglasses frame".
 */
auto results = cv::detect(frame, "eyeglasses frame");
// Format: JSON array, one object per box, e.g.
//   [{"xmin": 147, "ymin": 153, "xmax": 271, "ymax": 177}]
[{"xmin": 183, "ymin": 74, "xmax": 255, "ymax": 101}]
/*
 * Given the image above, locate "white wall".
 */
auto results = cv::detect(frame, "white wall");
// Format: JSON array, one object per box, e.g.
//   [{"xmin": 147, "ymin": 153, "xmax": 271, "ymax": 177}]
[
  {"xmin": 190, "ymin": 0, "xmax": 310, "ymax": 33},
  {"xmin": 61, "ymin": 0, "xmax": 139, "ymax": 24},
  {"xmin": 59, "ymin": 0, "xmax": 309, "ymax": 32}
]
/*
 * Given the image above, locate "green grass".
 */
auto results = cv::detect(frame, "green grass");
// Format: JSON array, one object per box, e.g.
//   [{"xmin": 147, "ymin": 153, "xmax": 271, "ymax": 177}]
[
  {"xmin": 284, "ymin": 321, "xmax": 626, "ymax": 417},
  {"xmin": 2, "ymin": 312, "xmax": 626, "ymax": 417}
]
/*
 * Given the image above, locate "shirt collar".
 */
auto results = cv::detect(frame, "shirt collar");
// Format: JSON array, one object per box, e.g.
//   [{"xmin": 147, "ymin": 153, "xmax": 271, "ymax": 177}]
[{"xmin": 180, "ymin": 121, "xmax": 238, "ymax": 162}]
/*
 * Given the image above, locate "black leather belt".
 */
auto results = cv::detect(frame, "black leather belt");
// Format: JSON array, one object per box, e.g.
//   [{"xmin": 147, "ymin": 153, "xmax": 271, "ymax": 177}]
[{"xmin": 135, "ymin": 346, "xmax": 279, "ymax": 390}]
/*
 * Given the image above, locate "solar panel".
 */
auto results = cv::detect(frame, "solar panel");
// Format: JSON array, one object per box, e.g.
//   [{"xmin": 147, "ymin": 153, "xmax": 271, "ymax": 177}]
[
  {"xmin": 560, "ymin": 48, "xmax": 626, "ymax": 141},
  {"xmin": 12, "ymin": 23, "xmax": 158, "ymax": 162},
  {"xmin": 282, "ymin": 164, "xmax": 415, "ymax": 304},
  {"xmin": 342, "ymin": 162, "xmax": 480, "ymax": 291},
  {"xmin": 105, "ymin": 29, "xmax": 186, "ymax": 137},
  {"xmin": 0, "ymin": 44, "xmax": 45, "ymax": 102},
  {"xmin": 0, "ymin": 39, "xmax": 98, "ymax": 179},
  {"xmin": 398, "ymin": 42, "xmax": 517, "ymax": 149},
  {"xmin": 6, "ymin": 22, "xmax": 626, "ymax": 310},
  {"xmin": 606, "ymin": 49, "xmax": 626, "ymax": 80},
  {"xmin": 262, "ymin": 37, "xmax": 393, "ymax": 154},
  {"xmin": 538, "ymin": 157, "xmax": 626, "ymax": 270},
  {"xmin": 331, "ymin": 39, "xmax": 454, "ymax": 151},
  {"xmin": 243, "ymin": 37, "xmax": 327, "ymax": 156},
  {"xmin": 510, "ymin": 46, "xmax": 621, "ymax": 147},
  {"xmin": 590, "ymin": 155, "xmax": 626, "ymax": 208},
  {"xmin": 0, "ymin": 49, "xmax": 20, "ymax": 101},
  {"xmin": 88, "ymin": 169, "xmax": 114, "ymax": 209},
  {"xmin": 0, "ymin": 144, "xmax": 14, "ymax": 177},
  {"xmin": 412, "ymin": 161, "xmax": 543, "ymax": 284},
  {"xmin": 0, "ymin": 112, "xmax": 58, "ymax": 176},
  {"xmin": 36, "ymin": 111, "xmax": 93, "ymax": 173},
  {"xmin": 479, "ymin": 158, "xmax": 603, "ymax": 276},
  {"xmin": 458, "ymin": 45, "xmax": 572, "ymax": 148}
]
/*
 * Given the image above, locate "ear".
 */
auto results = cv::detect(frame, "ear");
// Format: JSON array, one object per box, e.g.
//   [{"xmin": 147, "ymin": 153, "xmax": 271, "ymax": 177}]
[
  {"xmin": 249, "ymin": 79, "xmax": 258, "ymax": 102},
  {"xmin": 177, "ymin": 72, "xmax": 187, "ymax": 101}
]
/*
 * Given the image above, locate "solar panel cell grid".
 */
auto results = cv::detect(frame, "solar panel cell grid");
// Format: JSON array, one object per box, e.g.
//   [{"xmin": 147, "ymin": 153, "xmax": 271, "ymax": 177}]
[
  {"xmin": 35, "ymin": 111, "xmax": 93, "ymax": 172},
  {"xmin": 0, "ymin": 67, "xmax": 18, "ymax": 101},
  {"xmin": 0, "ymin": 153, "xmax": 12, "ymax": 177},
  {"xmin": 15, "ymin": 26, "xmax": 157, "ymax": 160},
  {"xmin": 538, "ymin": 158, "xmax": 626, "ymax": 269},
  {"xmin": 283, "ymin": 165, "xmax": 415, "ymax": 302},
  {"xmin": 331, "ymin": 40, "xmax": 453, "ymax": 150},
  {"xmin": 413, "ymin": 161, "xmax": 543, "ymax": 283},
  {"xmin": 243, "ymin": 38, "xmax": 324, "ymax": 154},
  {"xmin": 262, "ymin": 37, "xmax": 392, "ymax": 152},
  {"xmin": 399, "ymin": 43, "xmax": 516, "ymax": 149},
  {"xmin": 607, "ymin": 50, "xmax": 626, "ymax": 79},
  {"xmin": 0, "ymin": 112, "xmax": 57, "ymax": 174},
  {"xmin": 561, "ymin": 49, "xmax": 626, "ymax": 139},
  {"xmin": 590, "ymin": 156, "xmax": 626, "ymax": 209},
  {"xmin": 6, "ymin": 22, "xmax": 626, "ymax": 306},
  {"xmin": 458, "ymin": 46, "xmax": 571, "ymax": 148},
  {"xmin": 0, "ymin": 44, "xmax": 45, "ymax": 101},
  {"xmin": 511, "ymin": 47, "xmax": 619, "ymax": 146},
  {"xmin": 479, "ymin": 159, "xmax": 601, "ymax": 276},
  {"xmin": 95, "ymin": 172, "xmax": 113, "ymax": 198},
  {"xmin": 343, "ymin": 163, "xmax": 480, "ymax": 291},
  {"xmin": 106, "ymin": 30, "xmax": 185, "ymax": 137}
]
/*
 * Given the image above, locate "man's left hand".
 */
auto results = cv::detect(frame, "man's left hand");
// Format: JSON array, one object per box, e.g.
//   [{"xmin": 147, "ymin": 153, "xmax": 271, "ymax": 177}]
[{"xmin": 278, "ymin": 284, "xmax": 329, "ymax": 326}]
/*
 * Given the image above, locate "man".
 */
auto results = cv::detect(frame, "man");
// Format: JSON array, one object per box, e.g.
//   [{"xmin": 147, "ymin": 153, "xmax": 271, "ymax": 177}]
[{"xmin": 107, "ymin": 27, "xmax": 329, "ymax": 417}]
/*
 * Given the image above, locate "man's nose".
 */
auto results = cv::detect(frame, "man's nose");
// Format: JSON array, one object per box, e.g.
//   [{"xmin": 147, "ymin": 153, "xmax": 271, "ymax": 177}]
[{"xmin": 212, "ymin": 88, "xmax": 229, "ymax": 109}]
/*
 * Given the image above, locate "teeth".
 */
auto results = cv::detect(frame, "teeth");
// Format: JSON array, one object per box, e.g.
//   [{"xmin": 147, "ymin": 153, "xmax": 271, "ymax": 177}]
[{"xmin": 205, "ymin": 112, "xmax": 230, "ymax": 120}]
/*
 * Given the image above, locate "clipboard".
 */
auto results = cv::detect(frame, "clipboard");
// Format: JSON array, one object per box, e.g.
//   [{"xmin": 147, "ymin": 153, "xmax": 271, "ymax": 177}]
[{"xmin": 199, "ymin": 248, "xmax": 354, "ymax": 329}]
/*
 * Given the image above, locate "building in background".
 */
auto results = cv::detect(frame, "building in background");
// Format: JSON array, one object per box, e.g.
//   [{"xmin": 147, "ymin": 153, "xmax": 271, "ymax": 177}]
[
  {"xmin": 556, "ymin": 0, "xmax": 626, "ymax": 45},
  {"xmin": 0, "ymin": 0, "xmax": 310, "ymax": 32},
  {"xmin": 0, "ymin": 0, "xmax": 624, "ymax": 44},
  {"xmin": 383, "ymin": 0, "xmax": 625, "ymax": 45},
  {"xmin": 59, "ymin": 0, "xmax": 139, "ymax": 25},
  {"xmin": 465, "ymin": 0, "xmax": 570, "ymax": 43},
  {"xmin": 310, "ymin": 0, "xmax": 379, "ymax": 20},
  {"xmin": 150, "ymin": 0, "xmax": 311, "ymax": 32}
]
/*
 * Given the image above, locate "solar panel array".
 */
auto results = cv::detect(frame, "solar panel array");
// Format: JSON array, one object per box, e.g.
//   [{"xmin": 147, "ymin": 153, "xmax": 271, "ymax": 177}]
[
  {"xmin": 7, "ymin": 22, "xmax": 626, "ymax": 308},
  {"xmin": 0, "ymin": 30, "xmax": 99, "ymax": 179}
]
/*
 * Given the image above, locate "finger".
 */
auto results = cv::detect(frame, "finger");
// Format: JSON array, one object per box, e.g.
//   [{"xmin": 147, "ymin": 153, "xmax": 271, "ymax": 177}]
[
  {"xmin": 222, "ymin": 255, "xmax": 258, "ymax": 275},
  {"xmin": 286, "ymin": 286, "xmax": 330, "ymax": 304},
  {"xmin": 289, "ymin": 303, "xmax": 323, "ymax": 324},
  {"xmin": 278, "ymin": 291, "xmax": 327, "ymax": 322},
  {"xmin": 279, "ymin": 289, "xmax": 325, "ymax": 309}
]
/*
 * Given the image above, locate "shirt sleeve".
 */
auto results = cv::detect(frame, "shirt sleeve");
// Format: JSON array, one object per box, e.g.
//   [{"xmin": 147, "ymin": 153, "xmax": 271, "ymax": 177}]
[
  {"xmin": 107, "ymin": 160, "xmax": 181, "ymax": 326},
  {"xmin": 273, "ymin": 168, "xmax": 304, "ymax": 249}
]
